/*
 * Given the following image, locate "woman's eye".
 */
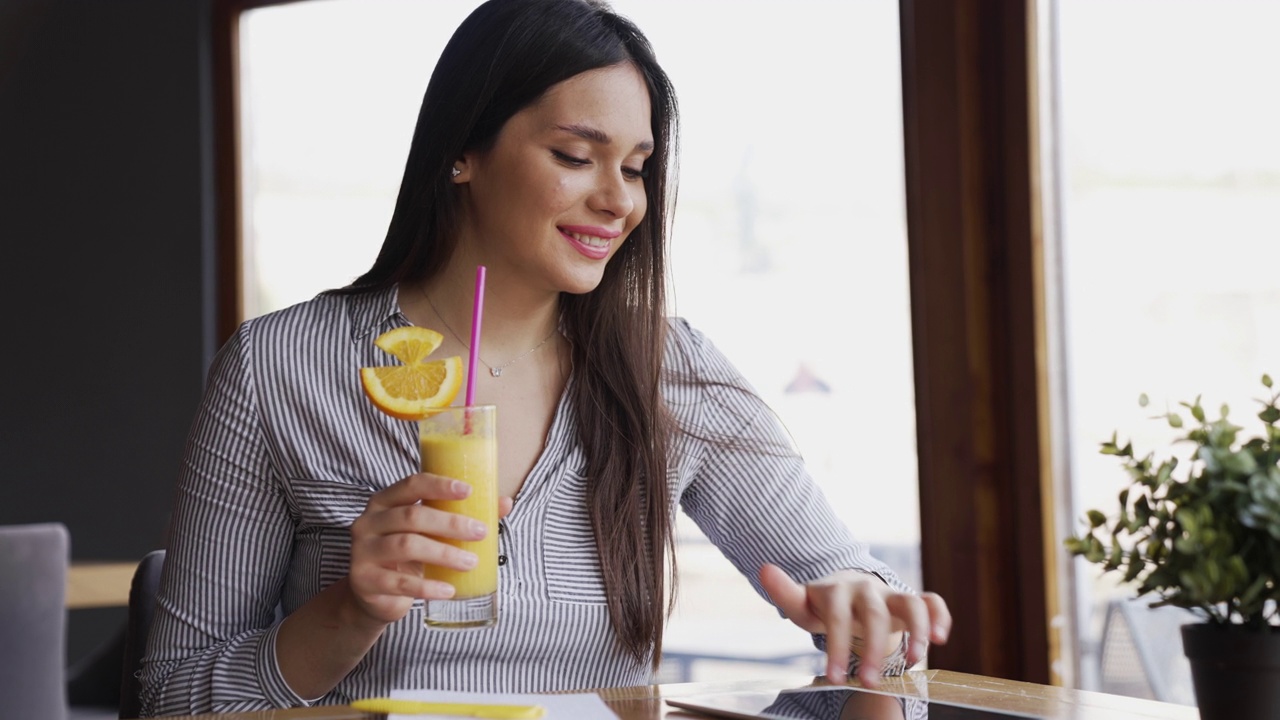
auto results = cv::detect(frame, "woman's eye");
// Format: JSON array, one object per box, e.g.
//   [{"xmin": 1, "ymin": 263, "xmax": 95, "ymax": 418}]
[
  {"xmin": 553, "ymin": 150, "xmax": 646, "ymax": 180},
  {"xmin": 552, "ymin": 150, "xmax": 589, "ymax": 166}
]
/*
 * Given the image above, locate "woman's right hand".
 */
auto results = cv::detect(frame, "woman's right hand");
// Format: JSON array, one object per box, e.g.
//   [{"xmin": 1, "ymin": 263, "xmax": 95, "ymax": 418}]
[{"xmin": 346, "ymin": 473, "xmax": 511, "ymax": 625}]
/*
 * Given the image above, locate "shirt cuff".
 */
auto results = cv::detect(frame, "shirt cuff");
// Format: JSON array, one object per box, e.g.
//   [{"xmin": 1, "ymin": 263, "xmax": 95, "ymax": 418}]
[
  {"xmin": 810, "ymin": 569, "xmax": 914, "ymax": 677},
  {"xmin": 812, "ymin": 631, "xmax": 913, "ymax": 677},
  {"xmin": 259, "ymin": 622, "xmax": 325, "ymax": 708}
]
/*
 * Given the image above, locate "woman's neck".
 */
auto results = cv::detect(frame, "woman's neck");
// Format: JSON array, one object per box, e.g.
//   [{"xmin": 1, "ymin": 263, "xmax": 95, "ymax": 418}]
[{"xmin": 414, "ymin": 268, "xmax": 561, "ymax": 366}]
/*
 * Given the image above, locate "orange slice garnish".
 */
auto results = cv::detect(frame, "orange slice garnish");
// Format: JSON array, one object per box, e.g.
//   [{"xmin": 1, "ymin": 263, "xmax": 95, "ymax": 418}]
[{"xmin": 360, "ymin": 327, "xmax": 464, "ymax": 420}]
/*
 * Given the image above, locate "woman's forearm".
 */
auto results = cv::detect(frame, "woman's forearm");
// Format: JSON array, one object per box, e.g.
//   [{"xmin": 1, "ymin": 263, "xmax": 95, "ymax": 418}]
[{"xmin": 275, "ymin": 578, "xmax": 390, "ymax": 701}]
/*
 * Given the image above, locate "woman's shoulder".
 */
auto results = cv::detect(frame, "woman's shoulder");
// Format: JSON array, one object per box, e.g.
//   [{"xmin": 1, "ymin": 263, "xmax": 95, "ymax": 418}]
[
  {"xmin": 663, "ymin": 317, "xmax": 740, "ymax": 383},
  {"xmin": 205, "ymin": 286, "xmax": 400, "ymax": 391},
  {"xmin": 206, "ymin": 287, "xmax": 399, "ymax": 382},
  {"xmin": 662, "ymin": 316, "xmax": 708, "ymax": 368},
  {"xmin": 661, "ymin": 317, "xmax": 767, "ymax": 417},
  {"xmin": 235, "ymin": 286, "xmax": 396, "ymax": 348}
]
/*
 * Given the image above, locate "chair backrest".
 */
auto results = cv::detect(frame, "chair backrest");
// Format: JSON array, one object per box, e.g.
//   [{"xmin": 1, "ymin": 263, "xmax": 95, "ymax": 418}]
[
  {"xmin": 0, "ymin": 522, "xmax": 70, "ymax": 720},
  {"xmin": 1098, "ymin": 595, "xmax": 1196, "ymax": 706},
  {"xmin": 119, "ymin": 550, "xmax": 165, "ymax": 720}
]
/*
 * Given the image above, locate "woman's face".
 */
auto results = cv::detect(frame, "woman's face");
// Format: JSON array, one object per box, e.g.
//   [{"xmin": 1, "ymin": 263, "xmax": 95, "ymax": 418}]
[{"xmin": 456, "ymin": 62, "xmax": 654, "ymax": 295}]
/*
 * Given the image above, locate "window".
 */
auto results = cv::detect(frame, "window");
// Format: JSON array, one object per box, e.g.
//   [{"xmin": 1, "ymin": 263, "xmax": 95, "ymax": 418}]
[
  {"xmin": 237, "ymin": 0, "xmax": 920, "ymax": 681},
  {"xmin": 1051, "ymin": 0, "xmax": 1280, "ymax": 703}
]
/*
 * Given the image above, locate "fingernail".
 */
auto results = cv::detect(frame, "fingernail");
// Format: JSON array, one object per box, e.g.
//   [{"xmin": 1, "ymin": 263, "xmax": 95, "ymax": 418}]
[
  {"xmin": 828, "ymin": 662, "xmax": 844, "ymax": 682},
  {"xmin": 912, "ymin": 639, "xmax": 928, "ymax": 662},
  {"xmin": 440, "ymin": 584, "xmax": 456, "ymax": 598},
  {"xmin": 469, "ymin": 520, "xmax": 488, "ymax": 538},
  {"xmin": 460, "ymin": 552, "xmax": 478, "ymax": 569},
  {"xmin": 452, "ymin": 480, "xmax": 470, "ymax": 495}
]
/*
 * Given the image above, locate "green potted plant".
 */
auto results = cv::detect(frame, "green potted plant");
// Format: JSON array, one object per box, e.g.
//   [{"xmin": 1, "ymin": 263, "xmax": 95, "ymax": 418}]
[{"xmin": 1066, "ymin": 375, "xmax": 1280, "ymax": 719}]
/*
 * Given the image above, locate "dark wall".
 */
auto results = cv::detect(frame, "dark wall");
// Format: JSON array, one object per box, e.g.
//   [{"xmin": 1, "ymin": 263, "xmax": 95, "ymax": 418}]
[{"xmin": 0, "ymin": 0, "xmax": 216, "ymax": 664}]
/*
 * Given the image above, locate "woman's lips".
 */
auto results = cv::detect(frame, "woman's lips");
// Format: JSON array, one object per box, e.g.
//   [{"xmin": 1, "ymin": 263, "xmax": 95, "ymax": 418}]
[{"xmin": 559, "ymin": 227, "xmax": 613, "ymax": 260}]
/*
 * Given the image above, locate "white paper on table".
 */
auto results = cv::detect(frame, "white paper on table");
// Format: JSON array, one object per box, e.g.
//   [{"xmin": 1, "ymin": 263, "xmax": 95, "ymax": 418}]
[{"xmin": 388, "ymin": 688, "xmax": 620, "ymax": 720}]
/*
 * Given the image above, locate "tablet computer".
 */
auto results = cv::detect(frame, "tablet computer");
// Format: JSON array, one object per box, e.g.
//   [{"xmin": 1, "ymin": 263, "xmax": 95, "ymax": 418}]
[{"xmin": 665, "ymin": 686, "xmax": 1042, "ymax": 720}]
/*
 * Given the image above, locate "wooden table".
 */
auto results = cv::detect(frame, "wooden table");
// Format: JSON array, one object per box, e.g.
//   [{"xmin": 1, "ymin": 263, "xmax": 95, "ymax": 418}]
[
  {"xmin": 67, "ymin": 561, "xmax": 138, "ymax": 609},
  {"xmin": 145, "ymin": 670, "xmax": 1199, "ymax": 720}
]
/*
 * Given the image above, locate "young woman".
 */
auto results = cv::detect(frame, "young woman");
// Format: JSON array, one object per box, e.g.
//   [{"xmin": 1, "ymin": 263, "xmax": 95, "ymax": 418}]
[{"xmin": 139, "ymin": 0, "xmax": 950, "ymax": 715}]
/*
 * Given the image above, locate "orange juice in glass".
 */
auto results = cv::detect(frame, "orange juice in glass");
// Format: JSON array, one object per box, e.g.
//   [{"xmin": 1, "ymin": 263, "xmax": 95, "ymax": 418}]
[{"xmin": 419, "ymin": 404, "xmax": 498, "ymax": 628}]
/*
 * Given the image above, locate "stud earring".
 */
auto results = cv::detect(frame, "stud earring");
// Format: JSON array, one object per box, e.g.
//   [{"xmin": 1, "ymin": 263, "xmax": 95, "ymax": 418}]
[{"xmin": 450, "ymin": 167, "xmax": 461, "ymax": 179}]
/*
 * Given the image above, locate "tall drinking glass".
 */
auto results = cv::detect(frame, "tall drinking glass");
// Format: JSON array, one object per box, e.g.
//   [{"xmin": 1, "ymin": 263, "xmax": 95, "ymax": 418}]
[{"xmin": 419, "ymin": 405, "xmax": 498, "ymax": 628}]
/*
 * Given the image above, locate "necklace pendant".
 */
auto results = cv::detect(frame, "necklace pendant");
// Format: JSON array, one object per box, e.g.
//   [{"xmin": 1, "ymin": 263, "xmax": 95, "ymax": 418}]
[{"xmin": 490, "ymin": 367, "xmax": 503, "ymax": 378}]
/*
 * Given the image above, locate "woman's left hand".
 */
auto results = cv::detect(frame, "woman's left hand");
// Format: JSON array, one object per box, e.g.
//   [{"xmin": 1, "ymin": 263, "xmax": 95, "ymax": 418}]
[{"xmin": 758, "ymin": 563, "xmax": 951, "ymax": 687}]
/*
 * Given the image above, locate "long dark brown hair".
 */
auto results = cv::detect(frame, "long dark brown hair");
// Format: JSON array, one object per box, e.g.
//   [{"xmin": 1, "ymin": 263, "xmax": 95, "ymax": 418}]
[{"xmin": 337, "ymin": 0, "xmax": 680, "ymax": 666}]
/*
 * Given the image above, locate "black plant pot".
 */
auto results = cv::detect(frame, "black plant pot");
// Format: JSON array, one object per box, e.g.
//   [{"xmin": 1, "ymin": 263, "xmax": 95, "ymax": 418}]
[{"xmin": 1182, "ymin": 623, "xmax": 1280, "ymax": 720}]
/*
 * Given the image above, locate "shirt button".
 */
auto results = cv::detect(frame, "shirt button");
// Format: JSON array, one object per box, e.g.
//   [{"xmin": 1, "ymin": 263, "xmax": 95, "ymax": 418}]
[{"xmin": 498, "ymin": 554, "xmax": 508, "ymax": 566}]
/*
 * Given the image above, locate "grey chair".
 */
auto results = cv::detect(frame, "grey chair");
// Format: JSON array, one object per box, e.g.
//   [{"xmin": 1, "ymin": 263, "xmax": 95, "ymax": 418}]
[
  {"xmin": 1098, "ymin": 596, "xmax": 1197, "ymax": 705},
  {"xmin": 117, "ymin": 550, "xmax": 286, "ymax": 718},
  {"xmin": 119, "ymin": 549, "xmax": 165, "ymax": 720},
  {"xmin": 0, "ymin": 522, "xmax": 71, "ymax": 720}
]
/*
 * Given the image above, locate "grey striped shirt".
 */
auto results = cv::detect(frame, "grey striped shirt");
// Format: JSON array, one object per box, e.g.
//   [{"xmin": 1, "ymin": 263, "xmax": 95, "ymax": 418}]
[{"xmin": 139, "ymin": 287, "xmax": 912, "ymax": 717}]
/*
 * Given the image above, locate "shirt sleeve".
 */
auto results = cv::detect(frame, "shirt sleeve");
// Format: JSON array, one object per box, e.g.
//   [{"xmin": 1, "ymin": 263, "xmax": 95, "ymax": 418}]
[
  {"xmin": 138, "ymin": 323, "xmax": 312, "ymax": 716},
  {"xmin": 671, "ymin": 320, "xmax": 915, "ymax": 676}
]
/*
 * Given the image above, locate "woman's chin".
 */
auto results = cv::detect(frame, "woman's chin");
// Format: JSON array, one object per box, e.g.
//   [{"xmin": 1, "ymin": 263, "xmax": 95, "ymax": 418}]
[{"xmin": 554, "ymin": 268, "xmax": 609, "ymax": 296}]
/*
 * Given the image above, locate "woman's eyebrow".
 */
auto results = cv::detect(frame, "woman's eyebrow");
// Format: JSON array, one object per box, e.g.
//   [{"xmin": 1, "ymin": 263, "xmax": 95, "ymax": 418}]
[{"xmin": 554, "ymin": 123, "xmax": 654, "ymax": 152}]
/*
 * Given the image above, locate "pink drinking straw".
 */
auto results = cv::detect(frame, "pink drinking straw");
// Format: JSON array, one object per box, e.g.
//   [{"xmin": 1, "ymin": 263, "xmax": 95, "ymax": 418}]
[{"xmin": 465, "ymin": 265, "xmax": 486, "ymax": 408}]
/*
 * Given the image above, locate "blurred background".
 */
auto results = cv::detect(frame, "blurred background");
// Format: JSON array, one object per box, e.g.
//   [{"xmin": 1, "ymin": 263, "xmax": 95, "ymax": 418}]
[{"xmin": 2, "ymin": 0, "xmax": 1276, "ymax": 710}]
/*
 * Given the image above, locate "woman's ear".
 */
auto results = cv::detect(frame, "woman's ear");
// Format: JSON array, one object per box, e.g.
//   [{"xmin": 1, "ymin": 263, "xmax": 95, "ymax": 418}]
[{"xmin": 450, "ymin": 155, "xmax": 474, "ymax": 183}]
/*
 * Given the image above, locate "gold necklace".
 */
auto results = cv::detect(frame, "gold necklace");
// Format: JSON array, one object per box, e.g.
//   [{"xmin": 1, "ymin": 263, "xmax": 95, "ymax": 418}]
[{"xmin": 421, "ymin": 285, "xmax": 557, "ymax": 378}]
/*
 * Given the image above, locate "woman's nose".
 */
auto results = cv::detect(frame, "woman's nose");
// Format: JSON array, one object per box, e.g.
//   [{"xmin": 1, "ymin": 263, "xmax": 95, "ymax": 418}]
[{"xmin": 588, "ymin": 170, "xmax": 635, "ymax": 218}]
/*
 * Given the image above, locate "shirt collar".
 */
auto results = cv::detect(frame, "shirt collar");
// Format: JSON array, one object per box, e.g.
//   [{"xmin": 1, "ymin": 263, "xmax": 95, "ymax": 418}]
[{"xmin": 344, "ymin": 284, "xmax": 406, "ymax": 344}]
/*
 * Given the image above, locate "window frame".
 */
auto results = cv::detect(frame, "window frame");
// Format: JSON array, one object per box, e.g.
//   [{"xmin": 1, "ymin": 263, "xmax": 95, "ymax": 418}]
[{"xmin": 899, "ymin": 0, "xmax": 1056, "ymax": 683}]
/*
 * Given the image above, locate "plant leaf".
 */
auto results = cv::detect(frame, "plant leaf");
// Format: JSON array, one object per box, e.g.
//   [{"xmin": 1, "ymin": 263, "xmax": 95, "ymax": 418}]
[
  {"xmin": 1123, "ymin": 547, "xmax": 1144, "ymax": 582},
  {"xmin": 1222, "ymin": 451, "xmax": 1258, "ymax": 476},
  {"xmin": 1190, "ymin": 401, "xmax": 1206, "ymax": 423},
  {"xmin": 1074, "ymin": 380, "xmax": 1280, "ymax": 626},
  {"xmin": 1239, "ymin": 574, "xmax": 1269, "ymax": 607},
  {"xmin": 1135, "ymin": 495, "xmax": 1152, "ymax": 526},
  {"xmin": 1086, "ymin": 535, "xmax": 1106, "ymax": 564},
  {"xmin": 1176, "ymin": 508, "xmax": 1198, "ymax": 533},
  {"xmin": 1106, "ymin": 543, "xmax": 1123, "ymax": 571}
]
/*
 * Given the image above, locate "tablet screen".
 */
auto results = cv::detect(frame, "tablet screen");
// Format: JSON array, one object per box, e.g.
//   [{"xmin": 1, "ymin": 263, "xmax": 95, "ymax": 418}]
[{"xmin": 665, "ymin": 687, "xmax": 1041, "ymax": 720}]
